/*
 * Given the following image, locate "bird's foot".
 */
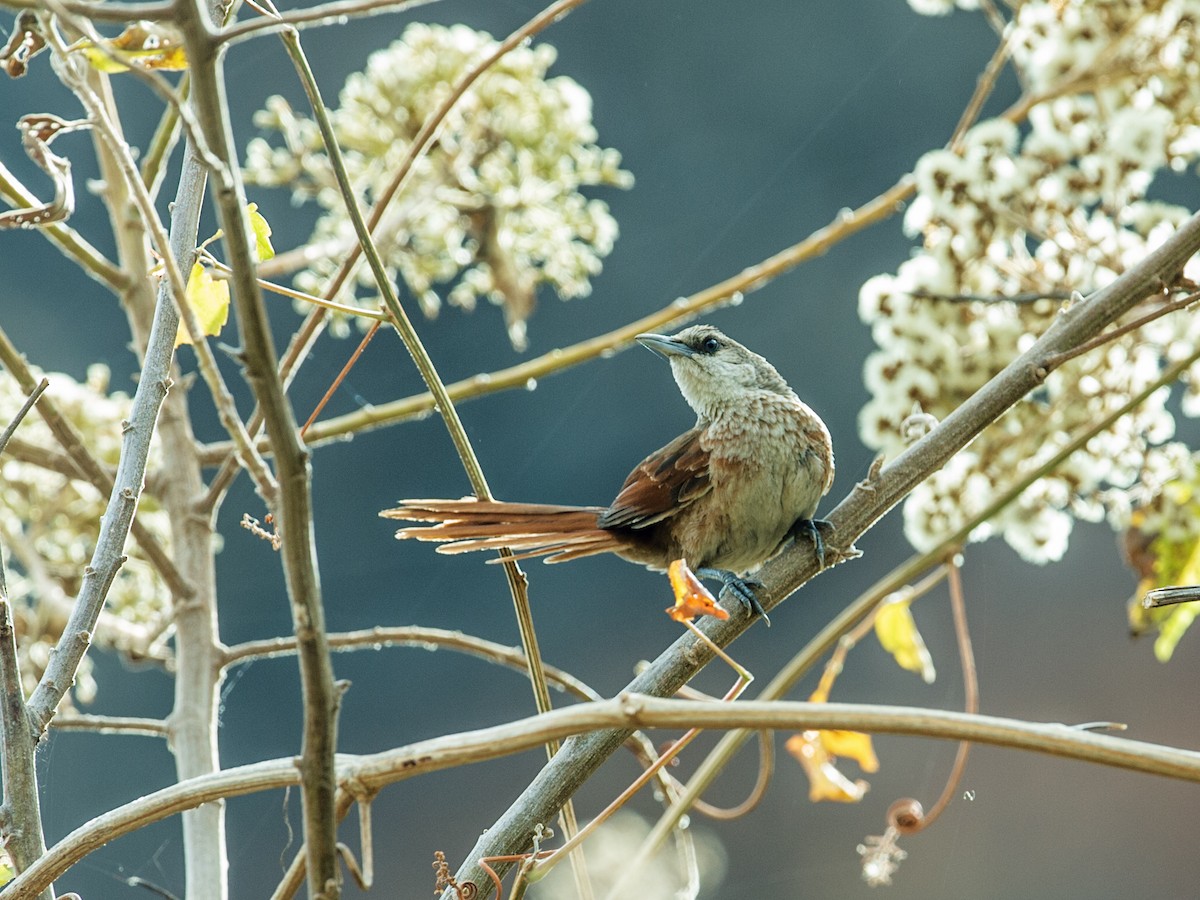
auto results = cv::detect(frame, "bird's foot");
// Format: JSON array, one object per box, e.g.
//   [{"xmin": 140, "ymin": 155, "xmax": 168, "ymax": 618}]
[
  {"xmin": 789, "ymin": 517, "xmax": 836, "ymax": 569},
  {"xmin": 696, "ymin": 568, "xmax": 770, "ymax": 627}
]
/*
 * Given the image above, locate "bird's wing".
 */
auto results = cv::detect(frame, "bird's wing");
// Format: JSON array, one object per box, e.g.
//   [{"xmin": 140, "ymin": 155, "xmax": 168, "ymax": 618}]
[{"xmin": 598, "ymin": 427, "xmax": 712, "ymax": 530}]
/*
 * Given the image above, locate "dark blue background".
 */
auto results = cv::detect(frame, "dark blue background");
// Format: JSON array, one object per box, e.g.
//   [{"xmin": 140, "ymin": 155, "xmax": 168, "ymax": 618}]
[{"xmin": 3, "ymin": 1, "xmax": 1199, "ymax": 897}]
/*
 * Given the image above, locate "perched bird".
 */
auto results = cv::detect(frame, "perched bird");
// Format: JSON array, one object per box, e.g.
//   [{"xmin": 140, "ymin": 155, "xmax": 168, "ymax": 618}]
[{"xmin": 382, "ymin": 324, "xmax": 835, "ymax": 623}]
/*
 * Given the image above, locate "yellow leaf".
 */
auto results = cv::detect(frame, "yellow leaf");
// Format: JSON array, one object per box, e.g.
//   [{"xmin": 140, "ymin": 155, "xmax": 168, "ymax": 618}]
[
  {"xmin": 875, "ymin": 591, "xmax": 936, "ymax": 683},
  {"xmin": 177, "ymin": 263, "xmax": 229, "ymax": 347},
  {"xmin": 74, "ymin": 22, "xmax": 187, "ymax": 73},
  {"xmin": 247, "ymin": 202, "xmax": 275, "ymax": 262}
]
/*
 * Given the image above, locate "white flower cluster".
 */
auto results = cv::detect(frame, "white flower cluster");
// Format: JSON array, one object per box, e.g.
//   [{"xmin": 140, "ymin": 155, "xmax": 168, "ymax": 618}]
[
  {"xmin": 906, "ymin": 0, "xmax": 979, "ymax": 15},
  {"xmin": 244, "ymin": 23, "xmax": 632, "ymax": 350},
  {"xmin": 0, "ymin": 366, "xmax": 171, "ymax": 706},
  {"xmin": 861, "ymin": 0, "xmax": 1200, "ymax": 563}
]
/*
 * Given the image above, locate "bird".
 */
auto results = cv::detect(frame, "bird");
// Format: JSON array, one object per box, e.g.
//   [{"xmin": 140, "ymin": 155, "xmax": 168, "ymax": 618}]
[{"xmin": 382, "ymin": 324, "xmax": 835, "ymax": 624}]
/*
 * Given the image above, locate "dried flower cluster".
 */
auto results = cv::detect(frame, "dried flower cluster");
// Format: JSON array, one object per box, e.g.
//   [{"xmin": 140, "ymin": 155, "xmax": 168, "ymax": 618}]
[
  {"xmin": 0, "ymin": 366, "xmax": 171, "ymax": 707},
  {"xmin": 861, "ymin": 0, "xmax": 1200, "ymax": 564},
  {"xmin": 244, "ymin": 23, "xmax": 632, "ymax": 350}
]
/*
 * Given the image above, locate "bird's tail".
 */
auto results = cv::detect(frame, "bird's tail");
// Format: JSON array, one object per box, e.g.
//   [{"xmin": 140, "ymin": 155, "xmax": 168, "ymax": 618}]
[{"xmin": 381, "ymin": 498, "xmax": 622, "ymax": 563}]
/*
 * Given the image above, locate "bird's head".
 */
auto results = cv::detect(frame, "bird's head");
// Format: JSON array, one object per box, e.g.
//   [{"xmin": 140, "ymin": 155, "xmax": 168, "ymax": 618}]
[{"xmin": 635, "ymin": 325, "xmax": 793, "ymax": 418}]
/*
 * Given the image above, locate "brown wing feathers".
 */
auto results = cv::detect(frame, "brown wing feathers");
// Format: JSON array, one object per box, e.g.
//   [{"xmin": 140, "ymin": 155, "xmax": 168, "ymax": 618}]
[
  {"xmin": 597, "ymin": 428, "xmax": 711, "ymax": 530},
  {"xmin": 382, "ymin": 499, "xmax": 621, "ymax": 563}
]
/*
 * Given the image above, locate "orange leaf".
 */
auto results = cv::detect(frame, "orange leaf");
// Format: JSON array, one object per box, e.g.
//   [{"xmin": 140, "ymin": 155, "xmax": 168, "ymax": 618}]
[
  {"xmin": 819, "ymin": 729, "xmax": 880, "ymax": 773},
  {"xmin": 785, "ymin": 733, "xmax": 870, "ymax": 803},
  {"xmin": 665, "ymin": 558, "xmax": 729, "ymax": 622}
]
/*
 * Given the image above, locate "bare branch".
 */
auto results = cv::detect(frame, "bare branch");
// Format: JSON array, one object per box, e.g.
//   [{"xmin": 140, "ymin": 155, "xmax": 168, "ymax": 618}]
[
  {"xmin": 0, "ymin": 379, "xmax": 47, "ymax": 458},
  {"xmin": 1143, "ymin": 585, "xmax": 1200, "ymax": 608},
  {"xmin": 0, "ymin": 328, "xmax": 190, "ymax": 600},
  {"xmin": 8, "ymin": 695, "xmax": 1200, "ymax": 899},
  {"xmin": 177, "ymin": 8, "xmax": 336, "ymax": 893},
  {"xmin": 0, "ymin": 598, "xmax": 52, "ymax": 900},
  {"xmin": 223, "ymin": 626, "xmax": 605, "ymax": 702},
  {"xmin": 50, "ymin": 714, "xmax": 170, "ymax": 737},
  {"xmin": 221, "ymin": 0, "xmax": 441, "ymax": 42},
  {"xmin": 0, "ymin": 0, "xmax": 173, "ymax": 20}
]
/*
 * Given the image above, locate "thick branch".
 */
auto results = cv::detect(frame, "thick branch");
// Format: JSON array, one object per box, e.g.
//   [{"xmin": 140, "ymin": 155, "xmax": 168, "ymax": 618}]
[
  {"xmin": 0, "ymin": 599, "xmax": 52, "ymax": 900},
  {"xmin": 179, "ymin": 9, "xmax": 338, "ymax": 896},
  {"xmin": 7, "ymin": 696, "xmax": 1200, "ymax": 899},
  {"xmin": 440, "ymin": 209, "xmax": 1200, "ymax": 896}
]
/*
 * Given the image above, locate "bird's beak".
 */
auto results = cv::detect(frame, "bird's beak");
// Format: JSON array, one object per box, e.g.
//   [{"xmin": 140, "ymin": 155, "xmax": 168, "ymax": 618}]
[{"xmin": 636, "ymin": 333, "xmax": 694, "ymax": 359}]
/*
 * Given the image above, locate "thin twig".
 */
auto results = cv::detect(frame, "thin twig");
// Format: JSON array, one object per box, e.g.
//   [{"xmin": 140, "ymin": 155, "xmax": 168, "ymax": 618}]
[
  {"xmin": 947, "ymin": 27, "xmax": 1013, "ymax": 150},
  {"xmin": 140, "ymin": 75, "xmax": 185, "ymax": 198},
  {"xmin": 910, "ymin": 555, "xmax": 976, "ymax": 832},
  {"xmin": 0, "ymin": 379, "xmax": 48, "ymax": 457},
  {"xmin": 50, "ymin": 714, "xmax": 170, "ymax": 737},
  {"xmin": 1143, "ymin": 585, "xmax": 1200, "ymax": 608},
  {"xmin": 202, "ymin": 255, "xmax": 388, "ymax": 321},
  {"xmin": 689, "ymin": 732, "xmax": 773, "ymax": 820},
  {"xmin": 300, "ymin": 321, "xmax": 380, "ymax": 437},
  {"xmin": 1039, "ymin": 289, "xmax": 1200, "ymax": 373},
  {"xmin": 910, "ymin": 289, "xmax": 1076, "ymax": 304},
  {"xmin": 222, "ymin": 626, "xmax": 604, "ymax": 703},
  {"xmin": 220, "ymin": 0, "xmax": 442, "ymax": 42}
]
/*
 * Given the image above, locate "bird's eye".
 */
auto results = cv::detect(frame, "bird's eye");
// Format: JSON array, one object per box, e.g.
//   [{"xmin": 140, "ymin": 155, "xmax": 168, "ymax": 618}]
[{"xmin": 700, "ymin": 336, "xmax": 721, "ymax": 354}]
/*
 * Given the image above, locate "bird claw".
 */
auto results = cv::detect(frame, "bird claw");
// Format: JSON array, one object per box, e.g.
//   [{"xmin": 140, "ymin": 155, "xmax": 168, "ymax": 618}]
[
  {"xmin": 696, "ymin": 568, "xmax": 770, "ymax": 626},
  {"xmin": 789, "ymin": 517, "xmax": 835, "ymax": 569}
]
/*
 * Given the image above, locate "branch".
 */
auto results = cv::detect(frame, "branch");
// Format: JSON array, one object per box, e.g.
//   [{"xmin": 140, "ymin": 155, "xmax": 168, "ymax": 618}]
[
  {"xmin": 0, "ymin": 598, "xmax": 51, "ymax": 900},
  {"xmin": 42, "ymin": 21, "xmax": 278, "ymax": 505},
  {"xmin": 0, "ymin": 326, "xmax": 191, "ymax": 602},
  {"xmin": 0, "ymin": 0, "xmax": 173, "ymax": 19},
  {"xmin": 21, "ymin": 216, "xmax": 187, "ymax": 737},
  {"xmin": 49, "ymin": 714, "xmax": 169, "ymax": 737},
  {"xmin": 8, "ymin": 695, "xmax": 1200, "ymax": 899},
  {"xmin": 222, "ymin": 626, "xmax": 603, "ymax": 702},
  {"xmin": 438, "ymin": 209, "xmax": 1200, "ymax": 896},
  {"xmin": 220, "ymin": 0, "xmax": 441, "ymax": 42},
  {"xmin": 0, "ymin": 379, "xmax": 47, "ymax": 458},
  {"xmin": 178, "ymin": 7, "xmax": 337, "ymax": 894},
  {"xmin": 197, "ymin": 173, "xmax": 916, "ymax": 465}
]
